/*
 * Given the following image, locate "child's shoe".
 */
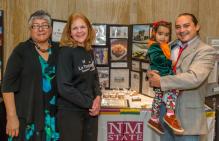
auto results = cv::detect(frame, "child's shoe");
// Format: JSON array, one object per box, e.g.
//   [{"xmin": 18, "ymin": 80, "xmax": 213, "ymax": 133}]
[
  {"xmin": 147, "ymin": 119, "xmax": 164, "ymax": 134},
  {"xmin": 163, "ymin": 114, "xmax": 184, "ymax": 133}
]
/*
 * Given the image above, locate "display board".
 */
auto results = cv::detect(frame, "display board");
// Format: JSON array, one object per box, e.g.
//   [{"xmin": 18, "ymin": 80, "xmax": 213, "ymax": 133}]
[
  {"xmin": 207, "ymin": 37, "xmax": 219, "ymax": 96},
  {"xmin": 92, "ymin": 23, "xmax": 155, "ymax": 96}
]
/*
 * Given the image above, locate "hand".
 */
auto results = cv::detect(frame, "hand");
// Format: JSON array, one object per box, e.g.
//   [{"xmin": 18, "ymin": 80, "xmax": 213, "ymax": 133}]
[
  {"xmin": 6, "ymin": 115, "xmax": 19, "ymax": 137},
  {"xmin": 147, "ymin": 70, "xmax": 161, "ymax": 87},
  {"xmin": 89, "ymin": 96, "xmax": 101, "ymax": 116}
]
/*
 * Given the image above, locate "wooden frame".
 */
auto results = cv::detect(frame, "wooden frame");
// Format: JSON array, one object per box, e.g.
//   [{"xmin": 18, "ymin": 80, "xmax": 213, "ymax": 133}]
[
  {"xmin": 132, "ymin": 24, "xmax": 151, "ymax": 43},
  {"xmin": 51, "ymin": 19, "xmax": 67, "ymax": 42},
  {"xmin": 97, "ymin": 67, "xmax": 110, "ymax": 88},
  {"xmin": 92, "ymin": 24, "xmax": 107, "ymax": 46},
  {"xmin": 93, "ymin": 47, "xmax": 109, "ymax": 66},
  {"xmin": 130, "ymin": 71, "xmax": 140, "ymax": 92},
  {"xmin": 110, "ymin": 68, "xmax": 129, "ymax": 89},
  {"xmin": 110, "ymin": 26, "xmax": 128, "ymax": 38}
]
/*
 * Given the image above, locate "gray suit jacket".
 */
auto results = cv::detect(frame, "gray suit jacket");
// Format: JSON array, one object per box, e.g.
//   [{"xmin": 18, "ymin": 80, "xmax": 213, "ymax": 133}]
[{"xmin": 161, "ymin": 37, "xmax": 216, "ymax": 135}]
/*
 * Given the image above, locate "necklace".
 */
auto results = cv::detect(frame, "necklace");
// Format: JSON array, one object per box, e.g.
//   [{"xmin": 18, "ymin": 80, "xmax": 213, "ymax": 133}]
[{"xmin": 32, "ymin": 40, "xmax": 51, "ymax": 53}]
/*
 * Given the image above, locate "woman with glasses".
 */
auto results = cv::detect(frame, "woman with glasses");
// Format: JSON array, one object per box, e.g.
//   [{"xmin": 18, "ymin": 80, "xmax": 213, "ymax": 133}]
[
  {"xmin": 1, "ymin": 10, "xmax": 59, "ymax": 141},
  {"xmin": 56, "ymin": 12, "xmax": 102, "ymax": 141}
]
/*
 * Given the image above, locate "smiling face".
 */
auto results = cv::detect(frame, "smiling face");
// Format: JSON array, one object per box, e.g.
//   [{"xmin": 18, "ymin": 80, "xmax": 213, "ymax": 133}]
[
  {"xmin": 70, "ymin": 18, "xmax": 88, "ymax": 46},
  {"xmin": 30, "ymin": 19, "xmax": 52, "ymax": 43},
  {"xmin": 155, "ymin": 26, "xmax": 170, "ymax": 44},
  {"xmin": 175, "ymin": 15, "xmax": 200, "ymax": 43}
]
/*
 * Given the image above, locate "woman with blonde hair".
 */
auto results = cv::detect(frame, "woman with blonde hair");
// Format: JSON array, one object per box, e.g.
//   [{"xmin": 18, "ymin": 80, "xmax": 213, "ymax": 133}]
[{"xmin": 56, "ymin": 12, "xmax": 102, "ymax": 141}]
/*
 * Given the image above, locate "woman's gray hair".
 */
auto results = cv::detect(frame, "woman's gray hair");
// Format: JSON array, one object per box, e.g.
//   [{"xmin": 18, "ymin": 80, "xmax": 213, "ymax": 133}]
[{"xmin": 28, "ymin": 10, "xmax": 52, "ymax": 26}]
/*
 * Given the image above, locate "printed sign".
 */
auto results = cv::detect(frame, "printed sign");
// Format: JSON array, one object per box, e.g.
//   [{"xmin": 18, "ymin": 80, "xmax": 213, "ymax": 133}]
[{"xmin": 107, "ymin": 121, "xmax": 143, "ymax": 141}]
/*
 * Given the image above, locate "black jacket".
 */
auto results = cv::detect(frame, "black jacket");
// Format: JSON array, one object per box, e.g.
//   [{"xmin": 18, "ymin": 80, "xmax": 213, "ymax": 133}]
[
  {"xmin": 57, "ymin": 46, "xmax": 101, "ymax": 111},
  {"xmin": 1, "ymin": 39, "xmax": 59, "ymax": 130}
]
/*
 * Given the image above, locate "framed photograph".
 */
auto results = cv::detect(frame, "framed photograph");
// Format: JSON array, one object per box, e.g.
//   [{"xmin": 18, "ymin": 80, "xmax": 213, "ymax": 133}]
[
  {"xmin": 93, "ymin": 47, "xmax": 108, "ymax": 65},
  {"xmin": 92, "ymin": 24, "xmax": 106, "ymax": 45},
  {"xmin": 52, "ymin": 19, "xmax": 67, "ymax": 42},
  {"xmin": 141, "ymin": 71, "xmax": 154, "ymax": 97},
  {"xmin": 207, "ymin": 37, "xmax": 219, "ymax": 84},
  {"xmin": 132, "ymin": 24, "xmax": 151, "ymax": 43},
  {"xmin": 111, "ymin": 62, "xmax": 128, "ymax": 68},
  {"xmin": 207, "ymin": 37, "xmax": 219, "ymax": 49},
  {"xmin": 110, "ymin": 26, "xmax": 128, "ymax": 38},
  {"xmin": 207, "ymin": 37, "xmax": 219, "ymax": 61},
  {"xmin": 0, "ymin": 10, "xmax": 3, "ymax": 84},
  {"xmin": 97, "ymin": 67, "xmax": 109, "ymax": 88},
  {"xmin": 130, "ymin": 71, "xmax": 140, "ymax": 92},
  {"xmin": 110, "ymin": 39, "xmax": 128, "ymax": 61},
  {"xmin": 141, "ymin": 62, "xmax": 150, "ymax": 71},
  {"xmin": 132, "ymin": 43, "xmax": 148, "ymax": 60},
  {"xmin": 110, "ymin": 69, "xmax": 129, "ymax": 89},
  {"xmin": 131, "ymin": 60, "xmax": 140, "ymax": 71}
]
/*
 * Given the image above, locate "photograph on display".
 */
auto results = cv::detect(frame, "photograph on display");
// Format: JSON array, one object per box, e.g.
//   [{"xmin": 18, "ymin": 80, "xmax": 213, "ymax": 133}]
[
  {"xmin": 110, "ymin": 39, "xmax": 128, "ymax": 61},
  {"xmin": 131, "ymin": 60, "xmax": 140, "ymax": 71},
  {"xmin": 142, "ymin": 71, "xmax": 154, "ymax": 97},
  {"xmin": 0, "ymin": 10, "xmax": 3, "ymax": 83},
  {"xmin": 110, "ymin": 26, "xmax": 128, "ymax": 38},
  {"xmin": 132, "ymin": 43, "xmax": 148, "ymax": 60},
  {"xmin": 93, "ymin": 47, "xmax": 108, "ymax": 65},
  {"xmin": 207, "ymin": 37, "xmax": 219, "ymax": 56},
  {"xmin": 52, "ymin": 19, "xmax": 66, "ymax": 42},
  {"xmin": 97, "ymin": 67, "xmax": 109, "ymax": 88},
  {"xmin": 92, "ymin": 24, "xmax": 106, "ymax": 45},
  {"xmin": 207, "ymin": 37, "xmax": 219, "ymax": 84},
  {"xmin": 141, "ymin": 62, "xmax": 150, "ymax": 71},
  {"xmin": 110, "ymin": 69, "xmax": 129, "ymax": 89},
  {"xmin": 101, "ymin": 98, "xmax": 128, "ymax": 108},
  {"xmin": 111, "ymin": 62, "xmax": 128, "ymax": 68},
  {"xmin": 130, "ymin": 71, "xmax": 140, "ymax": 92},
  {"xmin": 132, "ymin": 24, "xmax": 151, "ymax": 43}
]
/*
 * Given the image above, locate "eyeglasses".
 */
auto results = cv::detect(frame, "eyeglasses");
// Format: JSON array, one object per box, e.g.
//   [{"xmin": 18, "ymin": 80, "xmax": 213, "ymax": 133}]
[{"xmin": 31, "ymin": 24, "xmax": 50, "ymax": 30}]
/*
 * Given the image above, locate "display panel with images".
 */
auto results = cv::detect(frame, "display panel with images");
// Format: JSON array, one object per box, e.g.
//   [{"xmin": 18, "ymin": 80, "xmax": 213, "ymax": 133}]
[
  {"xmin": 132, "ymin": 24, "xmax": 151, "ymax": 43},
  {"xmin": 110, "ymin": 69, "xmax": 129, "ymax": 89},
  {"xmin": 206, "ymin": 37, "xmax": 219, "ymax": 96},
  {"xmin": 97, "ymin": 67, "xmax": 109, "ymax": 88},
  {"xmin": 130, "ymin": 71, "xmax": 140, "ymax": 92},
  {"xmin": 207, "ymin": 37, "xmax": 219, "ymax": 62},
  {"xmin": 93, "ymin": 47, "xmax": 108, "ymax": 65},
  {"xmin": 52, "ymin": 19, "xmax": 66, "ymax": 42},
  {"xmin": 110, "ymin": 39, "xmax": 128, "ymax": 61},
  {"xmin": 0, "ymin": 10, "xmax": 3, "ymax": 83},
  {"xmin": 207, "ymin": 37, "xmax": 219, "ymax": 84},
  {"xmin": 132, "ymin": 43, "xmax": 148, "ymax": 60},
  {"xmin": 92, "ymin": 24, "xmax": 106, "ymax": 45},
  {"xmin": 110, "ymin": 26, "xmax": 128, "ymax": 38}
]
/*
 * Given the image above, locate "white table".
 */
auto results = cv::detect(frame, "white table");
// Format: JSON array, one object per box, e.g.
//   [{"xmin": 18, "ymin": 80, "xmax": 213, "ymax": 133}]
[
  {"xmin": 98, "ymin": 92, "xmax": 215, "ymax": 141},
  {"xmin": 98, "ymin": 108, "xmax": 159, "ymax": 141}
]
